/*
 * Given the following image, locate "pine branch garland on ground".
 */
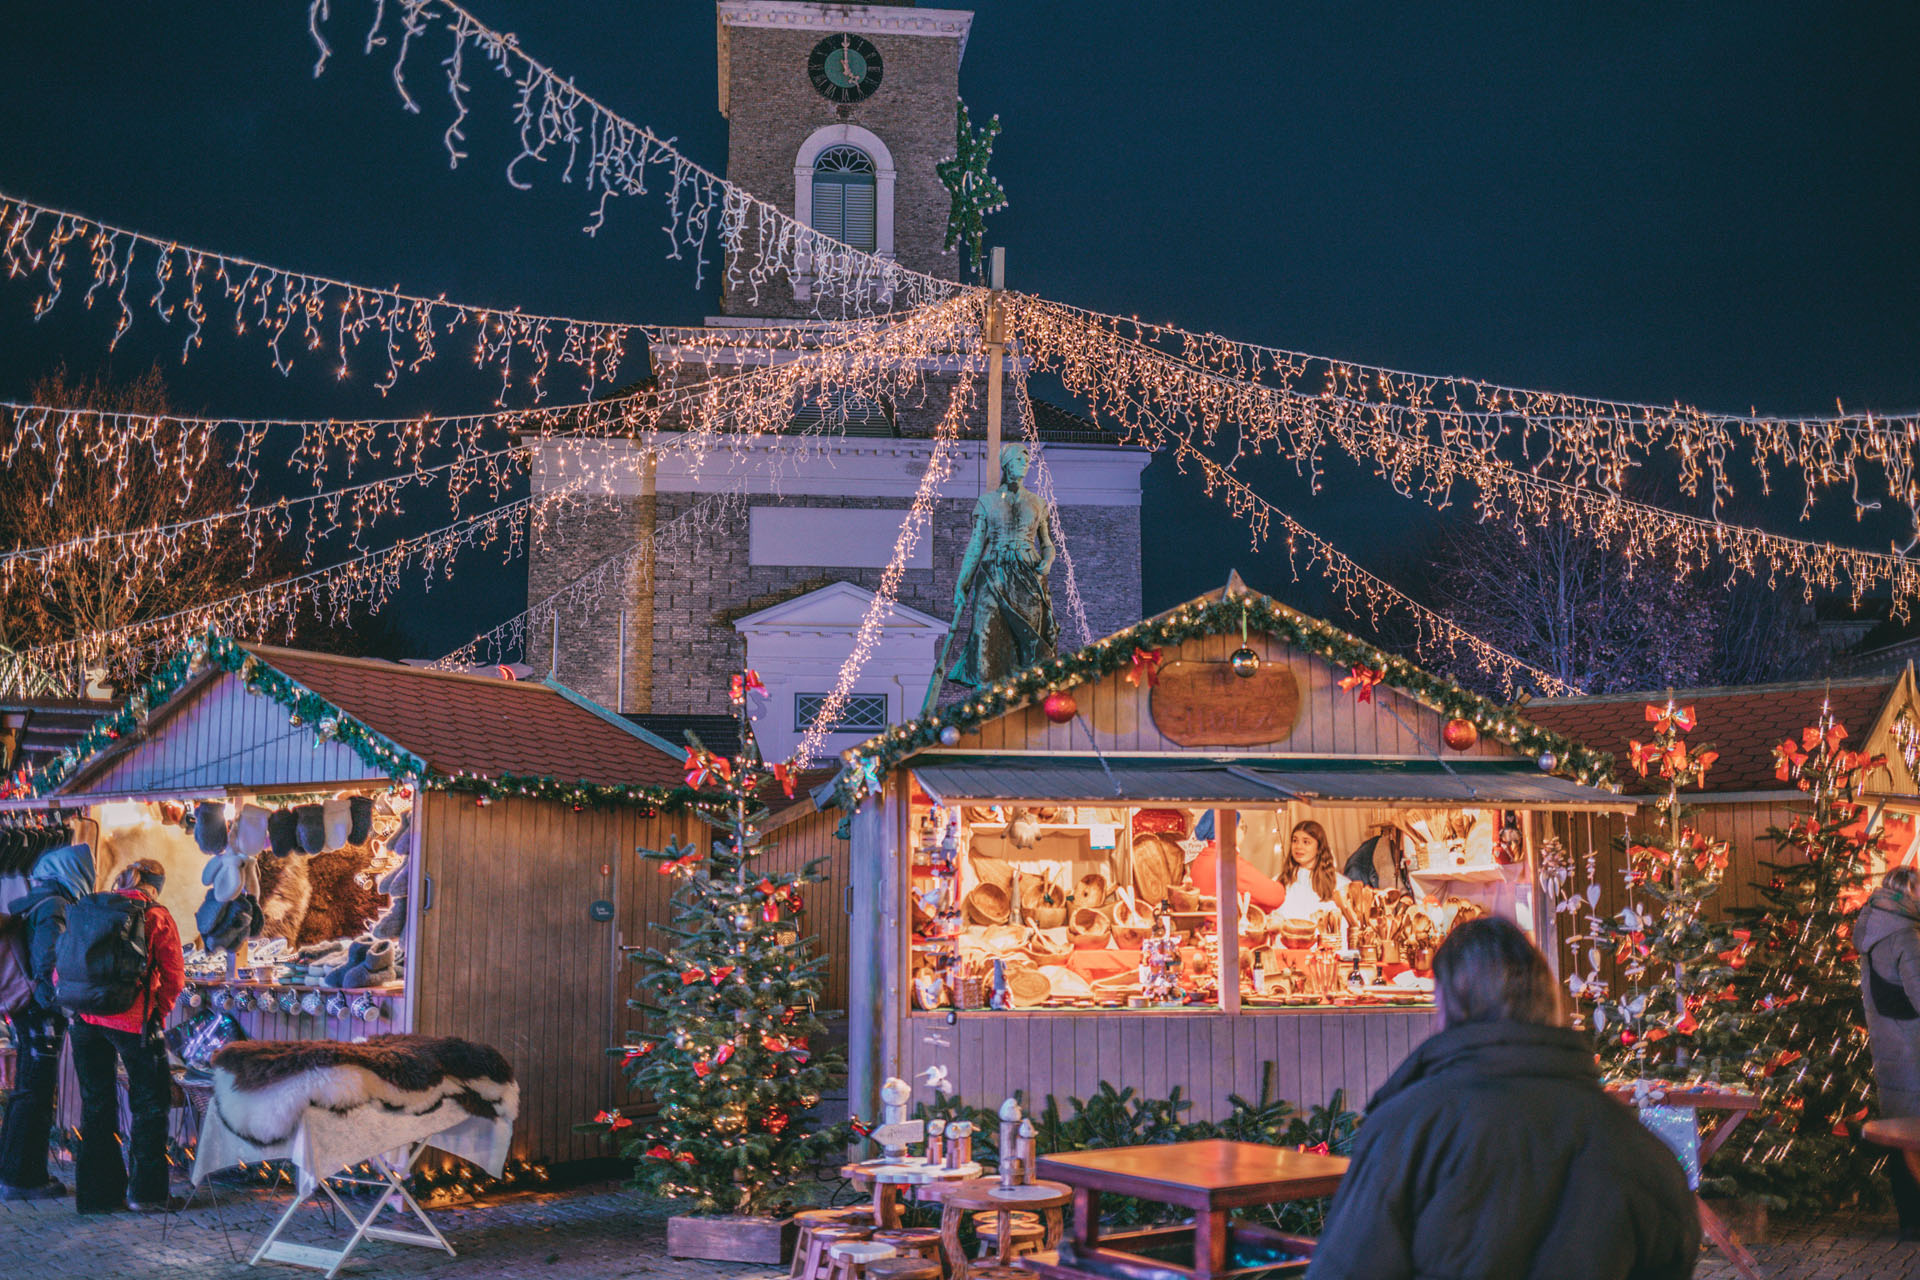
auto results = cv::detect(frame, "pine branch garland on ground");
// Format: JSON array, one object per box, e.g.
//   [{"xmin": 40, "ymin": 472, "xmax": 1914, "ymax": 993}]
[{"xmin": 598, "ymin": 670, "xmax": 846, "ymax": 1215}]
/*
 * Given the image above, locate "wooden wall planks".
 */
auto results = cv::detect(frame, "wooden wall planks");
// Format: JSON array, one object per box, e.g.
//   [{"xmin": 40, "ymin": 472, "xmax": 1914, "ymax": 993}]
[
  {"xmin": 945, "ymin": 633, "xmax": 1516, "ymax": 761},
  {"xmin": 899, "ymin": 1009, "xmax": 1438, "ymax": 1121},
  {"xmin": 759, "ymin": 806, "xmax": 852, "ymax": 1014}
]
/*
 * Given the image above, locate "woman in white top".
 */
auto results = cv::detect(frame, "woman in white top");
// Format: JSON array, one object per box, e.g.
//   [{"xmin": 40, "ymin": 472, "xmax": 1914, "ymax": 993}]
[{"xmin": 1280, "ymin": 820, "xmax": 1352, "ymax": 922}]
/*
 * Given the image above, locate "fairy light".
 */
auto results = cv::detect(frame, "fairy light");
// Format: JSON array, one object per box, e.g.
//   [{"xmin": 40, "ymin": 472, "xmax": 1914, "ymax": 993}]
[
  {"xmin": 307, "ymin": 0, "xmax": 974, "ymax": 318},
  {"xmin": 1013, "ymin": 296, "xmax": 1920, "ymax": 615},
  {"xmin": 791, "ymin": 368, "xmax": 976, "ymax": 766},
  {"xmin": 1015, "ymin": 295, "xmax": 1920, "ymax": 533}
]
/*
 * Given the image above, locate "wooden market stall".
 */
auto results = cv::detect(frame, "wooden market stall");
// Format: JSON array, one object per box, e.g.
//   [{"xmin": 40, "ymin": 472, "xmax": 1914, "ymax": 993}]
[
  {"xmin": 828, "ymin": 576, "xmax": 1632, "ymax": 1124},
  {"xmin": 18, "ymin": 637, "xmax": 726, "ymax": 1168}
]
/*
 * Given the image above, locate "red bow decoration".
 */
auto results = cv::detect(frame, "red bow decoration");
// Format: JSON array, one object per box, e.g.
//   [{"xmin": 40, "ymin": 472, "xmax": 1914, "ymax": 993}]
[
  {"xmin": 849, "ymin": 1117, "xmax": 872, "ymax": 1138},
  {"xmin": 757, "ymin": 879, "xmax": 776, "ymax": 896},
  {"xmin": 595, "ymin": 1109, "xmax": 633, "ymax": 1130},
  {"xmin": 1628, "ymin": 739, "xmax": 1661, "ymax": 776},
  {"xmin": 680, "ymin": 967, "xmax": 706, "ymax": 985},
  {"xmin": 684, "ymin": 748, "xmax": 733, "ymax": 789},
  {"xmin": 1338, "ymin": 664, "xmax": 1384, "ymax": 703},
  {"xmin": 693, "ymin": 1060, "xmax": 712, "ymax": 1078},
  {"xmin": 711, "ymin": 965, "xmax": 736, "ymax": 985},
  {"xmin": 711, "ymin": 1043, "xmax": 735, "ymax": 1069},
  {"xmin": 1299, "ymin": 1142, "xmax": 1330, "ymax": 1156},
  {"xmin": 1645, "ymin": 703, "xmax": 1697, "ymax": 734},
  {"xmin": 730, "ymin": 670, "xmax": 767, "ymax": 703},
  {"xmin": 761, "ymin": 1034, "xmax": 789, "ymax": 1053},
  {"xmin": 660, "ymin": 847, "xmax": 703, "ymax": 875},
  {"xmin": 771, "ymin": 762, "xmax": 796, "ymax": 799},
  {"xmin": 762, "ymin": 898, "xmax": 781, "ymax": 924},
  {"xmin": 1126, "ymin": 647, "xmax": 1164, "ymax": 688},
  {"xmin": 1804, "ymin": 722, "xmax": 1849, "ymax": 753},
  {"xmin": 622, "ymin": 1040, "xmax": 655, "ymax": 1062},
  {"xmin": 646, "ymin": 1144, "xmax": 673, "ymax": 1160},
  {"xmin": 1674, "ymin": 1011, "xmax": 1698, "ymax": 1037}
]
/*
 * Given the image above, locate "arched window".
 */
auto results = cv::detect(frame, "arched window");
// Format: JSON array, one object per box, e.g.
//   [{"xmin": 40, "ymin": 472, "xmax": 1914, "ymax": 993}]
[{"xmin": 809, "ymin": 145, "xmax": 877, "ymax": 252}]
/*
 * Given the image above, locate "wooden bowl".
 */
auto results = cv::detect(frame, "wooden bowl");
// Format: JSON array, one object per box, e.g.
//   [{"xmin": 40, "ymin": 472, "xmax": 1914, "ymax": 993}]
[
  {"xmin": 1109, "ymin": 902, "xmax": 1152, "ymax": 950},
  {"xmin": 1166, "ymin": 884, "xmax": 1202, "ymax": 912},
  {"xmin": 966, "ymin": 883, "xmax": 1011, "ymax": 926},
  {"xmin": 1023, "ymin": 929, "xmax": 1076, "ymax": 967},
  {"xmin": 1074, "ymin": 872, "xmax": 1109, "ymax": 908},
  {"xmin": 1069, "ymin": 907, "xmax": 1111, "ymax": 948},
  {"xmin": 1007, "ymin": 968, "xmax": 1052, "ymax": 1008},
  {"xmin": 1278, "ymin": 916, "xmax": 1317, "ymax": 950},
  {"xmin": 973, "ymin": 856, "xmax": 1015, "ymax": 892}
]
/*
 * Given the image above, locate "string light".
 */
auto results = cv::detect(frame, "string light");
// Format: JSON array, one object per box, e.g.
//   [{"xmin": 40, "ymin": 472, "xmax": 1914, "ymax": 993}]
[
  {"xmin": 1016, "ymin": 296, "xmax": 1920, "ymax": 532},
  {"xmin": 307, "ymin": 0, "xmax": 974, "ymax": 318},
  {"xmin": 790, "ymin": 369, "xmax": 975, "ymax": 766}
]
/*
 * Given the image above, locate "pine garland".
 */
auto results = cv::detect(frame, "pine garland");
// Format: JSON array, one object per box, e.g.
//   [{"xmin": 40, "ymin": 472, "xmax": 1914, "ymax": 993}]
[{"xmin": 834, "ymin": 589, "xmax": 1618, "ymax": 813}]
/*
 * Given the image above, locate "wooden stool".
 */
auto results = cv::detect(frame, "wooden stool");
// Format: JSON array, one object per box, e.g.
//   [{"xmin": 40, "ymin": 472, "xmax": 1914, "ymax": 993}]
[
  {"xmin": 801, "ymin": 1226, "xmax": 872, "ymax": 1280},
  {"xmin": 972, "ymin": 1211, "xmax": 1043, "ymax": 1259},
  {"xmin": 967, "ymin": 1268, "xmax": 1032, "ymax": 1280},
  {"xmin": 794, "ymin": 1211, "xmax": 872, "ymax": 1279},
  {"xmin": 826, "ymin": 1239, "xmax": 898, "ymax": 1280},
  {"xmin": 866, "ymin": 1260, "xmax": 941, "ymax": 1280},
  {"xmin": 872, "ymin": 1227, "xmax": 942, "ymax": 1262}
]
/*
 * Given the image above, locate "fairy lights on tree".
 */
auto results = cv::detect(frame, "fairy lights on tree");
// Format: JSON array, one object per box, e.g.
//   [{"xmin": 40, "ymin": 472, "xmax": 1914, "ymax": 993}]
[{"xmin": 605, "ymin": 669, "xmax": 844, "ymax": 1213}]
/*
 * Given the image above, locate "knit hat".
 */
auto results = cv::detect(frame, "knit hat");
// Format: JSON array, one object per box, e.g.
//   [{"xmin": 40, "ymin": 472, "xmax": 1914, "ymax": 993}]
[
  {"xmin": 194, "ymin": 802, "xmax": 229, "ymax": 854},
  {"xmin": 295, "ymin": 804, "xmax": 327, "ymax": 855},
  {"xmin": 323, "ymin": 796, "xmax": 352, "ymax": 851},
  {"xmin": 347, "ymin": 795, "xmax": 375, "ymax": 846},
  {"xmin": 230, "ymin": 804, "xmax": 272, "ymax": 858},
  {"xmin": 267, "ymin": 808, "xmax": 299, "ymax": 858}
]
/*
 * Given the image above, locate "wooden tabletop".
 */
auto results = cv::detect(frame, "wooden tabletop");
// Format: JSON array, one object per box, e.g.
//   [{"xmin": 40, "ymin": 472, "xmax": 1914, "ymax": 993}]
[
  {"xmin": 937, "ymin": 1177, "xmax": 1074, "ymax": 1212},
  {"xmin": 1036, "ymin": 1140, "xmax": 1347, "ymax": 1211},
  {"xmin": 1865, "ymin": 1118, "xmax": 1920, "ymax": 1151},
  {"xmin": 1604, "ymin": 1084, "xmax": 1762, "ymax": 1111}
]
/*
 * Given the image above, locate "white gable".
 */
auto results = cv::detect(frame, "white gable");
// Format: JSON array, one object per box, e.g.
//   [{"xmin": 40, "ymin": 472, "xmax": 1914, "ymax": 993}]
[{"xmin": 735, "ymin": 581, "xmax": 948, "ymax": 762}]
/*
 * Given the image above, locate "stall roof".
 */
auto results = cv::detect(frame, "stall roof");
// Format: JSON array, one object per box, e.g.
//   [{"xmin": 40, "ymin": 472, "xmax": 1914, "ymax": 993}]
[
  {"xmin": 910, "ymin": 755, "xmax": 1633, "ymax": 812},
  {"xmin": 1527, "ymin": 673, "xmax": 1905, "ymax": 796}
]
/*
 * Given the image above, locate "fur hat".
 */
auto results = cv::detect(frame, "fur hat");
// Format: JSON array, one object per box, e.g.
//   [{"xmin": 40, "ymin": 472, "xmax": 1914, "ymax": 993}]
[
  {"xmin": 267, "ymin": 808, "xmax": 299, "ymax": 858},
  {"xmin": 230, "ymin": 805, "xmax": 272, "ymax": 859},
  {"xmin": 295, "ymin": 804, "xmax": 327, "ymax": 855},
  {"xmin": 322, "ymin": 797, "xmax": 352, "ymax": 851},
  {"xmin": 194, "ymin": 802, "xmax": 229, "ymax": 855},
  {"xmin": 347, "ymin": 795, "xmax": 375, "ymax": 846}
]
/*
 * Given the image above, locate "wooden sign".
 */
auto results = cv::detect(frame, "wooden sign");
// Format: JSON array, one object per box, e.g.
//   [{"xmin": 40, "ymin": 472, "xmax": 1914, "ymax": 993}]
[{"xmin": 1149, "ymin": 660, "xmax": 1301, "ymax": 747}]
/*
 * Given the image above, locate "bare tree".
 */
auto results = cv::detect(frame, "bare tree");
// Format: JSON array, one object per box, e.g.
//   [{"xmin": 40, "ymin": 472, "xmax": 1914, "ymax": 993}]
[
  {"xmin": 1423, "ymin": 517, "xmax": 1720, "ymax": 695},
  {"xmin": 0, "ymin": 366, "xmax": 259, "ymax": 692}
]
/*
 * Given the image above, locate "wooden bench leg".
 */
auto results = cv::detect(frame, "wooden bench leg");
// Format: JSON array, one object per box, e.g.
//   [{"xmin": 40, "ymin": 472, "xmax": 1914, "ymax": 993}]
[{"xmin": 1697, "ymin": 1197, "xmax": 1764, "ymax": 1280}]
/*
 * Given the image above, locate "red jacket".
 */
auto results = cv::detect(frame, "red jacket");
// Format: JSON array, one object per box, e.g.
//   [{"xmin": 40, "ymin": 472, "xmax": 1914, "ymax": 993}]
[{"xmin": 79, "ymin": 889, "xmax": 186, "ymax": 1034}]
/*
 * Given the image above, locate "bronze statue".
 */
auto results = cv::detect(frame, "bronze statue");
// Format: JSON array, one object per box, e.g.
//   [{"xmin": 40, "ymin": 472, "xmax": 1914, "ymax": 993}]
[{"xmin": 946, "ymin": 444, "xmax": 1057, "ymax": 690}]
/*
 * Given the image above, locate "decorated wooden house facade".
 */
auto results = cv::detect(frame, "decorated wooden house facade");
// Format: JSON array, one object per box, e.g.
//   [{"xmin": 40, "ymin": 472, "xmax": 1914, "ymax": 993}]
[
  {"xmin": 818, "ymin": 575, "xmax": 1632, "ymax": 1124},
  {"xmin": 17, "ymin": 638, "xmax": 751, "ymax": 1168}
]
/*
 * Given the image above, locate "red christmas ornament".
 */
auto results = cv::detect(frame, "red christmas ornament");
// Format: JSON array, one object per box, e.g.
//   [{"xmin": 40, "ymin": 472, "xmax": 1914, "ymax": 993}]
[
  {"xmin": 1442, "ymin": 717, "xmax": 1479, "ymax": 751},
  {"xmin": 1619, "ymin": 1029, "xmax": 1638, "ymax": 1046},
  {"xmin": 765, "ymin": 1109, "xmax": 790, "ymax": 1135},
  {"xmin": 1042, "ymin": 691, "xmax": 1078, "ymax": 724}
]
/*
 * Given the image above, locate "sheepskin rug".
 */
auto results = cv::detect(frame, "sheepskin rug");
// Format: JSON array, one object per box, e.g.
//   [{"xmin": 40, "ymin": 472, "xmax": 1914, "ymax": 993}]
[
  {"xmin": 210, "ymin": 1035, "xmax": 518, "ymax": 1148},
  {"xmin": 95, "ymin": 813, "xmax": 205, "ymax": 936}
]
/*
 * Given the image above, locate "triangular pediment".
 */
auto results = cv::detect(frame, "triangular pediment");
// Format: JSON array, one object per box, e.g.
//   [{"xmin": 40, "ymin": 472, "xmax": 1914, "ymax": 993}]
[{"xmin": 734, "ymin": 581, "xmax": 947, "ymax": 634}]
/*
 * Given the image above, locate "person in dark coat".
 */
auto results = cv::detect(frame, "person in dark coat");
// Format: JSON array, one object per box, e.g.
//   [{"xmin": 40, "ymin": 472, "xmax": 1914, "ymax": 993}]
[
  {"xmin": 0, "ymin": 841, "xmax": 94, "ymax": 1200},
  {"xmin": 1855, "ymin": 863, "xmax": 1920, "ymax": 1237},
  {"xmin": 1308, "ymin": 917, "xmax": 1700, "ymax": 1280}
]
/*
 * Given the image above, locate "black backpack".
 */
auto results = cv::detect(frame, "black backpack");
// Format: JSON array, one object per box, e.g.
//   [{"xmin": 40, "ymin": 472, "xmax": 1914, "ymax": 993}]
[{"xmin": 54, "ymin": 892, "xmax": 153, "ymax": 1017}]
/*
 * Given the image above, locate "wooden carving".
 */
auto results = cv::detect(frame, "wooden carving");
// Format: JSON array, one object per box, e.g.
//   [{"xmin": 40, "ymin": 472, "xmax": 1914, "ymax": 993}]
[{"xmin": 1149, "ymin": 660, "xmax": 1301, "ymax": 747}]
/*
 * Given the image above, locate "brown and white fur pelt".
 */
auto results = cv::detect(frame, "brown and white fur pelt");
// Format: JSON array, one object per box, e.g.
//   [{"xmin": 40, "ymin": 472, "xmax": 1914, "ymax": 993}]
[{"xmin": 210, "ymin": 1035, "xmax": 518, "ymax": 1148}]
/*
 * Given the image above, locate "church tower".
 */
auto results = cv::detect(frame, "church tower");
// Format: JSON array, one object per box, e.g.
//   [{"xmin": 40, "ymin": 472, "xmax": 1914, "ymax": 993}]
[
  {"xmin": 715, "ymin": 1, "xmax": 972, "ymax": 315},
  {"xmin": 524, "ymin": 4, "xmax": 1147, "ymax": 761}
]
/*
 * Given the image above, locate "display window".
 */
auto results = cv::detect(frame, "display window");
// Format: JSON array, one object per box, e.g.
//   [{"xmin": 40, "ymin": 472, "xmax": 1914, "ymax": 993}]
[{"xmin": 907, "ymin": 781, "xmax": 1543, "ymax": 1012}]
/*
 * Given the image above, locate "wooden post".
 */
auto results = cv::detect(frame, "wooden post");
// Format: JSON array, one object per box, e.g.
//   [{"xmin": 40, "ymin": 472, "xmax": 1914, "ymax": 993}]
[
  {"xmin": 1215, "ymin": 808, "xmax": 1241, "ymax": 1014},
  {"xmin": 983, "ymin": 247, "xmax": 1006, "ymax": 493},
  {"xmin": 847, "ymin": 784, "xmax": 890, "ymax": 1130}
]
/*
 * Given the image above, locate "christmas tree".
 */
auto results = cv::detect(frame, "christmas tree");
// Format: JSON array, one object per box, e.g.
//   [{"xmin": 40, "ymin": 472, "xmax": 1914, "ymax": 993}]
[
  {"xmin": 598, "ymin": 670, "xmax": 845, "ymax": 1215},
  {"xmin": 1568, "ymin": 701, "xmax": 1748, "ymax": 1083},
  {"xmin": 1722, "ymin": 702, "xmax": 1890, "ymax": 1209}
]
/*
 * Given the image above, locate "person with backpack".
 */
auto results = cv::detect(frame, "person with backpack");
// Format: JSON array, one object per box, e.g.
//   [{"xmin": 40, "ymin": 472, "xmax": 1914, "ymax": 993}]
[
  {"xmin": 0, "ymin": 841, "xmax": 94, "ymax": 1200},
  {"xmin": 1857, "ymin": 864, "xmax": 1920, "ymax": 1239},
  {"xmin": 62, "ymin": 859, "xmax": 185, "ymax": 1214}
]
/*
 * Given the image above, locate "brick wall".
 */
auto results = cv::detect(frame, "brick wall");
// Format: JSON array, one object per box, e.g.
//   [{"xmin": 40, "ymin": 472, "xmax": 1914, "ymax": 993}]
[
  {"xmin": 720, "ymin": 19, "xmax": 963, "ymax": 316},
  {"xmin": 530, "ymin": 492, "xmax": 1141, "ymax": 715}
]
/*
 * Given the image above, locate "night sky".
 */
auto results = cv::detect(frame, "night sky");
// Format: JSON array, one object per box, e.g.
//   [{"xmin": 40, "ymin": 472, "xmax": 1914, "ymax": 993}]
[{"xmin": 2, "ymin": 3, "xmax": 1917, "ymax": 658}]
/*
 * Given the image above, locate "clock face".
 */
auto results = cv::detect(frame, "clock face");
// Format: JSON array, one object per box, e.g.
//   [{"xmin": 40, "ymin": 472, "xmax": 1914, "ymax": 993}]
[{"xmin": 808, "ymin": 33, "xmax": 882, "ymax": 104}]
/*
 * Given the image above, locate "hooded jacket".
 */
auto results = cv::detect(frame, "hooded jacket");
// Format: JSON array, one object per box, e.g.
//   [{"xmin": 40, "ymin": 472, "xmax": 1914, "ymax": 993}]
[
  {"xmin": 5, "ymin": 843, "xmax": 95, "ymax": 1010},
  {"xmin": 1307, "ymin": 1020, "xmax": 1699, "ymax": 1280},
  {"xmin": 1855, "ymin": 886, "xmax": 1920, "ymax": 1116}
]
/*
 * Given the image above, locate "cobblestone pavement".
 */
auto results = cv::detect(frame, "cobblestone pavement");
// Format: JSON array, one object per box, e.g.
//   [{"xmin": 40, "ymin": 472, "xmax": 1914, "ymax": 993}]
[{"xmin": 7, "ymin": 1176, "xmax": 1920, "ymax": 1279}]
